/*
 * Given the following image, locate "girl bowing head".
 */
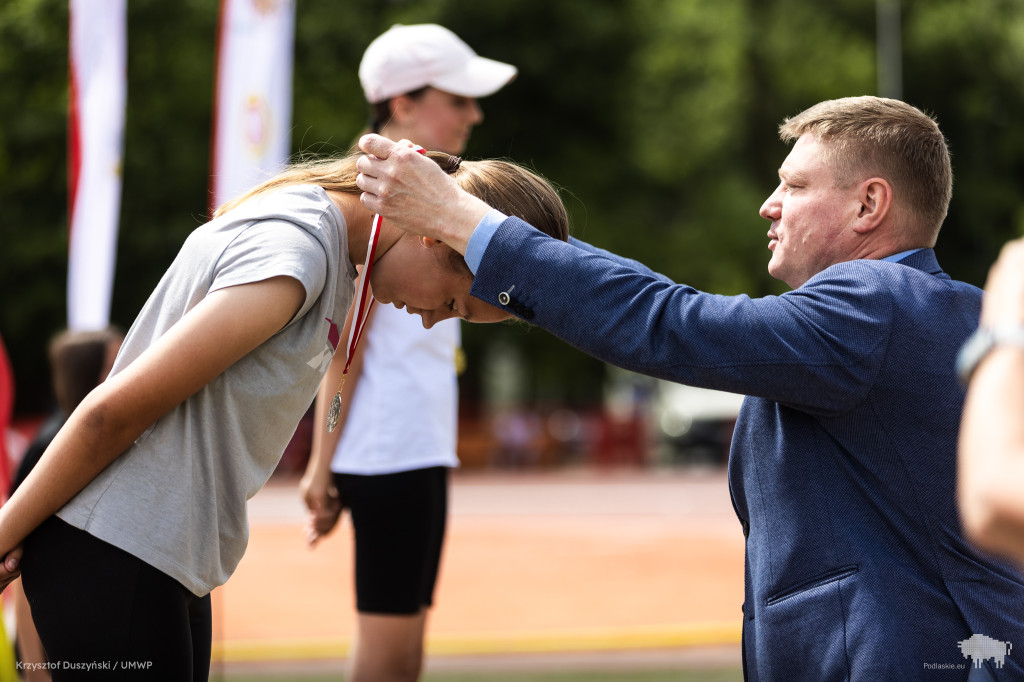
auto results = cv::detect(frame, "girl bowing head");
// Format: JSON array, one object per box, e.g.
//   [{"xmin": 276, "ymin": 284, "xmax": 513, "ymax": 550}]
[{"xmin": 0, "ymin": 149, "xmax": 567, "ymax": 681}]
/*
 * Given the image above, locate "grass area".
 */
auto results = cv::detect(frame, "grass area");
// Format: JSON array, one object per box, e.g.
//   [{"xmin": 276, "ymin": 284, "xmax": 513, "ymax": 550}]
[{"xmin": 222, "ymin": 669, "xmax": 744, "ymax": 682}]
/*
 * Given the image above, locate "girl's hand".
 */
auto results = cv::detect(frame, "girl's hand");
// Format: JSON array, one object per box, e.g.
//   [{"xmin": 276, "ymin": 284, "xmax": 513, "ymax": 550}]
[
  {"xmin": 300, "ymin": 469, "xmax": 343, "ymax": 547},
  {"xmin": 0, "ymin": 546, "xmax": 23, "ymax": 592},
  {"xmin": 304, "ymin": 500, "xmax": 343, "ymax": 548}
]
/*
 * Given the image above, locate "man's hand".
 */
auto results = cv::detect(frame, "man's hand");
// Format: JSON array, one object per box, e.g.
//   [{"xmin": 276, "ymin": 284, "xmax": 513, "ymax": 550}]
[
  {"xmin": 0, "ymin": 546, "xmax": 22, "ymax": 593},
  {"xmin": 356, "ymin": 134, "xmax": 491, "ymax": 255}
]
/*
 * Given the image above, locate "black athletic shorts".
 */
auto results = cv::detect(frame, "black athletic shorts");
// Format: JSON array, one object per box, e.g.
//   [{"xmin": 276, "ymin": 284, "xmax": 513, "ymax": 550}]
[
  {"xmin": 21, "ymin": 516, "xmax": 212, "ymax": 681},
  {"xmin": 333, "ymin": 465, "xmax": 449, "ymax": 615}
]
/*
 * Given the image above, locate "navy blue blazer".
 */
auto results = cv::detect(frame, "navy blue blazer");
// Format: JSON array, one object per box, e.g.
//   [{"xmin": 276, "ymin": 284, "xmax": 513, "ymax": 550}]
[{"xmin": 470, "ymin": 217, "xmax": 1024, "ymax": 680}]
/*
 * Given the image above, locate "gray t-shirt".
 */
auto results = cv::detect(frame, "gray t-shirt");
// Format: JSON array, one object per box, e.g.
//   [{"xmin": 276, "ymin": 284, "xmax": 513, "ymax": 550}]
[{"xmin": 58, "ymin": 184, "xmax": 356, "ymax": 596}]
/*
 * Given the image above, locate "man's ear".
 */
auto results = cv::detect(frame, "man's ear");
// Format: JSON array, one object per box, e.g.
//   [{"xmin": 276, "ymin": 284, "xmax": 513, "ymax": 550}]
[
  {"xmin": 854, "ymin": 177, "xmax": 893, "ymax": 234},
  {"xmin": 420, "ymin": 236, "xmax": 444, "ymax": 248}
]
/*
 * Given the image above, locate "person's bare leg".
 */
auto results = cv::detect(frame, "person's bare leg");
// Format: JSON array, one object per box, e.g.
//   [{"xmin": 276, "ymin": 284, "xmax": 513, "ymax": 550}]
[{"xmin": 348, "ymin": 609, "xmax": 428, "ymax": 682}]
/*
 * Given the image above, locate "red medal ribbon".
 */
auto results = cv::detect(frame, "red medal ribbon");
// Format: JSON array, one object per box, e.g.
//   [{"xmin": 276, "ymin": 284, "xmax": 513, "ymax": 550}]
[
  {"xmin": 342, "ymin": 212, "xmax": 382, "ymax": 377},
  {"xmin": 326, "ymin": 145, "xmax": 429, "ymax": 437},
  {"xmin": 342, "ymin": 144, "xmax": 426, "ymax": 377}
]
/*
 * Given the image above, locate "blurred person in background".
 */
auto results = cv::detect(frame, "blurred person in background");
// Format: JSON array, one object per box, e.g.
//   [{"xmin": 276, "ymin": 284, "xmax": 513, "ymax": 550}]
[
  {"xmin": 6, "ymin": 327, "xmax": 123, "ymax": 681},
  {"xmin": 9, "ymin": 328, "xmax": 124, "ymax": 495},
  {"xmin": 958, "ymin": 236, "xmax": 1024, "ymax": 568},
  {"xmin": 355, "ymin": 96, "xmax": 1024, "ymax": 680},
  {"xmin": 299, "ymin": 24, "xmax": 516, "ymax": 682}
]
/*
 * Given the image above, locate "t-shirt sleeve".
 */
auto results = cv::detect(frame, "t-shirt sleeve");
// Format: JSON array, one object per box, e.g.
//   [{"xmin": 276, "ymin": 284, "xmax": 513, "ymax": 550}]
[{"xmin": 209, "ymin": 218, "xmax": 329, "ymax": 321}]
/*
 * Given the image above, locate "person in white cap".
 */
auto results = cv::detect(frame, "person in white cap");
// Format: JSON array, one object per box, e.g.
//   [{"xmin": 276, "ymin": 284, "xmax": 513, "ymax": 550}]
[{"xmin": 299, "ymin": 23, "xmax": 516, "ymax": 682}]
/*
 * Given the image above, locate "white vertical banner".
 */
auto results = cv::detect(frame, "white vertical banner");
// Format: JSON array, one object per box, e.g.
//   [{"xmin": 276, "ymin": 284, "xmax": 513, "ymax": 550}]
[
  {"xmin": 67, "ymin": 0, "xmax": 127, "ymax": 332},
  {"xmin": 211, "ymin": 0, "xmax": 295, "ymax": 214}
]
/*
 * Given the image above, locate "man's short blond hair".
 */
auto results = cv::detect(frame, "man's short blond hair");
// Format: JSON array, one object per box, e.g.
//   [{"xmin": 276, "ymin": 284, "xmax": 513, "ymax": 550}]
[{"xmin": 779, "ymin": 96, "xmax": 952, "ymax": 245}]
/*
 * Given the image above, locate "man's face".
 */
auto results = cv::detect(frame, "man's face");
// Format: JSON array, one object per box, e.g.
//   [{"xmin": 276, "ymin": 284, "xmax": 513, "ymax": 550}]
[{"xmin": 759, "ymin": 134, "xmax": 860, "ymax": 288}]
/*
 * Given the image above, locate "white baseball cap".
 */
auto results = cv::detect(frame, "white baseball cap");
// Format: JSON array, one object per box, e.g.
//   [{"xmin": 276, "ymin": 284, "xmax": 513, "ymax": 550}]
[{"xmin": 359, "ymin": 24, "xmax": 518, "ymax": 104}]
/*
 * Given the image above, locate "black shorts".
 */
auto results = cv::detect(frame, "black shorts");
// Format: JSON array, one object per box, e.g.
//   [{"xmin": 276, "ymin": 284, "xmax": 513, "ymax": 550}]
[
  {"xmin": 21, "ymin": 516, "xmax": 211, "ymax": 681},
  {"xmin": 334, "ymin": 466, "xmax": 449, "ymax": 615}
]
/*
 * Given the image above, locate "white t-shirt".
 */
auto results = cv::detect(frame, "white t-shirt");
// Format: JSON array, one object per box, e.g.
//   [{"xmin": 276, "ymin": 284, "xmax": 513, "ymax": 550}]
[
  {"xmin": 58, "ymin": 185, "xmax": 356, "ymax": 596},
  {"xmin": 330, "ymin": 304, "xmax": 459, "ymax": 475}
]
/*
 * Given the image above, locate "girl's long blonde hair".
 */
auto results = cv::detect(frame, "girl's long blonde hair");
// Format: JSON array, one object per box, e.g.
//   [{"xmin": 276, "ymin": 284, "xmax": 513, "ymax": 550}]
[
  {"xmin": 214, "ymin": 154, "xmax": 363, "ymax": 218},
  {"xmin": 214, "ymin": 151, "xmax": 570, "ymax": 247}
]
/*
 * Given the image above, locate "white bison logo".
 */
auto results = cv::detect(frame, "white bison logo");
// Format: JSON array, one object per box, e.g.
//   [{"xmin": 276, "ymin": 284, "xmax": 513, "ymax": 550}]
[{"xmin": 958, "ymin": 634, "xmax": 1012, "ymax": 669}]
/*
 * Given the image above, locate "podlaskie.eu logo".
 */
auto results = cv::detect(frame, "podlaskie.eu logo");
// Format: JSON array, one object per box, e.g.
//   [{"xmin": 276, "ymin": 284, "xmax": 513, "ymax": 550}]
[{"xmin": 958, "ymin": 634, "xmax": 1012, "ymax": 670}]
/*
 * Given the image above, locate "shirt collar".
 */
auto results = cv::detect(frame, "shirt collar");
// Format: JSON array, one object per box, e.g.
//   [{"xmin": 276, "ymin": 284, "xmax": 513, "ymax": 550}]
[{"xmin": 881, "ymin": 248, "xmax": 925, "ymax": 263}]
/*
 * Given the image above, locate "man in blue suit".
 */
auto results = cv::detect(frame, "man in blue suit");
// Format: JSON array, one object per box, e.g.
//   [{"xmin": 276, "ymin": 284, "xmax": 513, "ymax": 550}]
[{"xmin": 356, "ymin": 96, "xmax": 1024, "ymax": 680}]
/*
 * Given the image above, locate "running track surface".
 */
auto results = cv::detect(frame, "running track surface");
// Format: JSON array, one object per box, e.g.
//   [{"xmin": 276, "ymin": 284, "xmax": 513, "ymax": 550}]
[{"xmin": 212, "ymin": 467, "xmax": 745, "ymax": 670}]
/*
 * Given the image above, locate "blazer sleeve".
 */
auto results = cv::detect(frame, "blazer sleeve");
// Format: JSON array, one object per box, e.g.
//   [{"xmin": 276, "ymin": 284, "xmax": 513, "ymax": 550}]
[
  {"xmin": 567, "ymin": 237, "xmax": 672, "ymax": 283},
  {"xmin": 470, "ymin": 217, "xmax": 892, "ymax": 415}
]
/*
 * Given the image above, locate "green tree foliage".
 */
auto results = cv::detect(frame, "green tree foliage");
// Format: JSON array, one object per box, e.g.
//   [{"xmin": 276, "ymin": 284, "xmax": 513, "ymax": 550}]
[
  {"xmin": 2, "ymin": 0, "xmax": 1024, "ymax": 412},
  {"xmin": 0, "ymin": 0, "xmax": 70, "ymax": 411},
  {"xmin": 905, "ymin": 0, "xmax": 1024, "ymax": 280}
]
